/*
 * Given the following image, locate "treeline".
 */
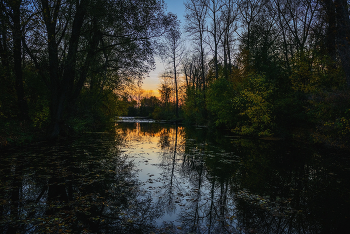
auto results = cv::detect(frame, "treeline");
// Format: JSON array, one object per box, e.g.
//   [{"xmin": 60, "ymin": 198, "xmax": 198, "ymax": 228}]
[
  {"xmin": 175, "ymin": 0, "xmax": 350, "ymax": 148},
  {"xmin": 122, "ymin": 82, "xmax": 181, "ymax": 120},
  {"xmin": 2, "ymin": 0, "xmax": 350, "ymax": 149},
  {"xmin": 0, "ymin": 0, "xmax": 176, "ymax": 144}
]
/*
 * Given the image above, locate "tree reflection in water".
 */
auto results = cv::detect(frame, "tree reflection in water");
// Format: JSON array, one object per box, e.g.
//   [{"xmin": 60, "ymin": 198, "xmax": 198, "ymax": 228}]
[
  {"xmin": 0, "ymin": 133, "xmax": 160, "ymax": 233},
  {"xmin": 1, "ymin": 122, "xmax": 350, "ymax": 233}
]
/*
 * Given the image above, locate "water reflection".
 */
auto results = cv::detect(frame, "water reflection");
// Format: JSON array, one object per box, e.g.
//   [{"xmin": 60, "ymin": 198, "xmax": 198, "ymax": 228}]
[
  {"xmin": 1, "ymin": 123, "xmax": 350, "ymax": 233},
  {"xmin": 0, "ymin": 134, "xmax": 160, "ymax": 233}
]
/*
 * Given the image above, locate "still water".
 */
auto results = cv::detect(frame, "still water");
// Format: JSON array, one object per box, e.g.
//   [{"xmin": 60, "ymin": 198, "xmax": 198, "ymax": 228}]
[{"xmin": 1, "ymin": 119, "xmax": 350, "ymax": 233}]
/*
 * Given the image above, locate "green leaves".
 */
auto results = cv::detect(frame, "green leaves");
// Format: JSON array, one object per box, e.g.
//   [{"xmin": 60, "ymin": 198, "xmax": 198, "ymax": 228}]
[
  {"xmin": 206, "ymin": 77, "xmax": 237, "ymax": 127},
  {"xmin": 206, "ymin": 73, "xmax": 276, "ymax": 136},
  {"xmin": 232, "ymin": 74, "xmax": 275, "ymax": 136}
]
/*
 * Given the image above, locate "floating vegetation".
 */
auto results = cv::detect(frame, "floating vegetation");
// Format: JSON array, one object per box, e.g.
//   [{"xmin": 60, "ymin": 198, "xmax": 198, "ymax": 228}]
[
  {"xmin": 1, "ymin": 123, "xmax": 350, "ymax": 233},
  {"xmin": 236, "ymin": 189, "xmax": 296, "ymax": 217}
]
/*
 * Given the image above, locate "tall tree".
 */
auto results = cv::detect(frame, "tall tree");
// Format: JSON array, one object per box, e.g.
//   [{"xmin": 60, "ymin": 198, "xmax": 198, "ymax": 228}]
[
  {"xmin": 185, "ymin": 0, "xmax": 208, "ymax": 92},
  {"xmin": 334, "ymin": 0, "xmax": 350, "ymax": 87},
  {"xmin": 322, "ymin": 0, "xmax": 337, "ymax": 63},
  {"xmin": 220, "ymin": 0, "xmax": 237, "ymax": 79},
  {"xmin": 317, "ymin": 0, "xmax": 350, "ymax": 87},
  {"xmin": 236, "ymin": 0, "xmax": 267, "ymax": 63},
  {"xmin": 21, "ymin": 0, "xmax": 174, "ymax": 138},
  {"xmin": 204, "ymin": 0, "xmax": 225, "ymax": 80},
  {"xmin": 1, "ymin": 0, "xmax": 29, "ymax": 120},
  {"xmin": 272, "ymin": 0, "xmax": 319, "ymax": 65},
  {"xmin": 160, "ymin": 17, "xmax": 184, "ymax": 119}
]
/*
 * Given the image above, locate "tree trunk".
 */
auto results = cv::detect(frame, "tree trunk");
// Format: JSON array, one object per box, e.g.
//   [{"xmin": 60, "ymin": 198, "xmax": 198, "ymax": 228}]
[
  {"xmin": 227, "ymin": 32, "xmax": 232, "ymax": 75},
  {"xmin": 334, "ymin": 0, "xmax": 350, "ymax": 87},
  {"xmin": 184, "ymin": 65, "xmax": 189, "ymax": 87},
  {"xmin": 174, "ymin": 52, "xmax": 179, "ymax": 119},
  {"xmin": 11, "ymin": 0, "xmax": 29, "ymax": 120},
  {"xmin": 323, "ymin": 0, "xmax": 336, "ymax": 63},
  {"xmin": 200, "ymin": 27, "xmax": 206, "ymax": 96},
  {"xmin": 212, "ymin": 1, "xmax": 219, "ymax": 80},
  {"xmin": 223, "ymin": 33, "xmax": 228, "ymax": 79},
  {"xmin": 41, "ymin": 0, "xmax": 61, "ymax": 138},
  {"xmin": 41, "ymin": 0, "xmax": 88, "ymax": 139},
  {"xmin": 0, "ymin": 11, "xmax": 10, "ymax": 68}
]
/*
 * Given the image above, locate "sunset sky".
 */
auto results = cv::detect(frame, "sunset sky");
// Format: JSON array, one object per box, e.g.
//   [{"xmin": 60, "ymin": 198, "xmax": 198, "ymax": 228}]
[{"xmin": 142, "ymin": 0, "xmax": 186, "ymax": 94}]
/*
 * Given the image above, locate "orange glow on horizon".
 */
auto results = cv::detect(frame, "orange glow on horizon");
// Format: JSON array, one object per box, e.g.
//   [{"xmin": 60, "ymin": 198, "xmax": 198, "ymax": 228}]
[{"xmin": 142, "ymin": 89, "xmax": 160, "ymax": 98}]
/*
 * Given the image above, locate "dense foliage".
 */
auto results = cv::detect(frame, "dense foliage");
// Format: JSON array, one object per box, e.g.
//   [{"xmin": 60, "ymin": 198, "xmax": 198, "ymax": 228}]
[
  {"xmin": 0, "ymin": 0, "xmax": 175, "ymax": 144},
  {"xmin": 180, "ymin": 0, "xmax": 350, "ymax": 148},
  {"xmin": 2, "ymin": 0, "xmax": 350, "ymax": 149}
]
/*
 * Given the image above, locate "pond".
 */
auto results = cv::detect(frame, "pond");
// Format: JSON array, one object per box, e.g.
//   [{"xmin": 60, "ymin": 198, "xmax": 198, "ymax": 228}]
[{"xmin": 1, "ymin": 118, "xmax": 350, "ymax": 233}]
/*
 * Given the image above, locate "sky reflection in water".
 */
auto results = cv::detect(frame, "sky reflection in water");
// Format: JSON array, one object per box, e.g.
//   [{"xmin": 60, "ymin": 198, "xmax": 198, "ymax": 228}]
[{"xmin": 1, "ymin": 121, "xmax": 350, "ymax": 233}]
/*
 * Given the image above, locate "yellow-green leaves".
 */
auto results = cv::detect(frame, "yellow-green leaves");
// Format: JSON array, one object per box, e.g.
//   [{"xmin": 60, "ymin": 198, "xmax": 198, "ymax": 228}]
[{"xmin": 232, "ymin": 74, "xmax": 275, "ymax": 136}]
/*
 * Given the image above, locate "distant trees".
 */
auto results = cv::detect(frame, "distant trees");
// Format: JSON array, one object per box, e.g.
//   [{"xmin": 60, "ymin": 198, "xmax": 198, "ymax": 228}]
[
  {"xmin": 152, "ymin": 81, "xmax": 177, "ymax": 120},
  {"xmin": 116, "ymin": 83, "xmax": 176, "ymax": 120},
  {"xmin": 139, "ymin": 96, "xmax": 160, "ymax": 117}
]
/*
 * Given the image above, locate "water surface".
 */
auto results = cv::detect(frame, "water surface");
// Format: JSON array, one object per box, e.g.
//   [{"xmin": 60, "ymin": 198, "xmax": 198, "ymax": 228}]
[{"xmin": 1, "ymin": 120, "xmax": 350, "ymax": 233}]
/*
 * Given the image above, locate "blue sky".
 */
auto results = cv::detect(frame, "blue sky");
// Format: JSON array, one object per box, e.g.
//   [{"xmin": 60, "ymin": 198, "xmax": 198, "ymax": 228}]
[
  {"xmin": 164, "ymin": 0, "xmax": 186, "ymax": 23},
  {"xmin": 142, "ymin": 0, "xmax": 186, "ymax": 93}
]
